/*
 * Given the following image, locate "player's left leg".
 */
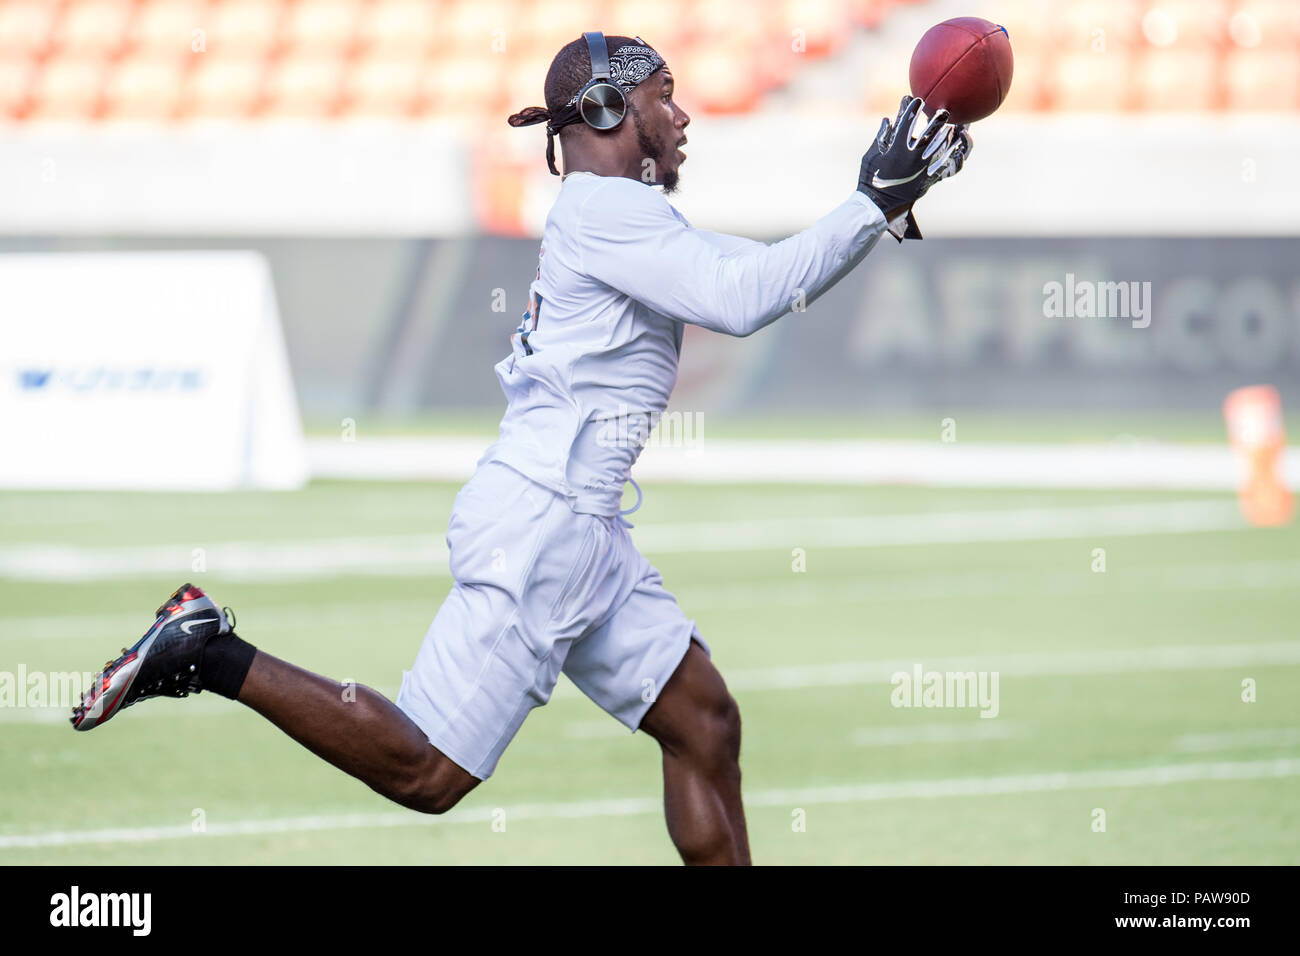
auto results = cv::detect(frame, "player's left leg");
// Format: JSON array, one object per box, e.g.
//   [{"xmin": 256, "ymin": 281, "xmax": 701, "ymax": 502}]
[
  {"xmin": 562, "ymin": 545, "xmax": 751, "ymax": 866},
  {"xmin": 639, "ymin": 640, "xmax": 751, "ymax": 866}
]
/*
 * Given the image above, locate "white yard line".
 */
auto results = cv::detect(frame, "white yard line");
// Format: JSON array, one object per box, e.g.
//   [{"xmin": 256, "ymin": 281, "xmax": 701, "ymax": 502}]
[
  {"xmin": 1174, "ymin": 728, "xmax": 1300, "ymax": 753},
  {"xmin": 723, "ymin": 641, "xmax": 1300, "ymax": 692},
  {"xmin": 2, "ymin": 757, "xmax": 1297, "ymax": 850},
  {"xmin": 4, "ymin": 556, "xmax": 1299, "ymax": 644},
  {"xmin": 0, "ymin": 500, "xmax": 1248, "ymax": 582},
  {"xmin": 850, "ymin": 722, "xmax": 1024, "ymax": 746},
  {"xmin": 306, "ymin": 436, "xmax": 1300, "ymax": 491},
  {"xmin": 2, "ymin": 641, "xmax": 1296, "ymax": 724}
]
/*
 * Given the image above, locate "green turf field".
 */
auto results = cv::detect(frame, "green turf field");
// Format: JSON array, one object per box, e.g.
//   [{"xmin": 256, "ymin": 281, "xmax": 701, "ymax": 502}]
[{"xmin": 2, "ymin": 478, "xmax": 1298, "ymax": 864}]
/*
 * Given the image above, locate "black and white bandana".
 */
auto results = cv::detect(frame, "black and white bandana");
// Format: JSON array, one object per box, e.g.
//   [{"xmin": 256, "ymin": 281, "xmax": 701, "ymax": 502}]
[
  {"xmin": 507, "ymin": 36, "xmax": 668, "ymax": 176},
  {"xmin": 563, "ymin": 38, "xmax": 666, "ymax": 108}
]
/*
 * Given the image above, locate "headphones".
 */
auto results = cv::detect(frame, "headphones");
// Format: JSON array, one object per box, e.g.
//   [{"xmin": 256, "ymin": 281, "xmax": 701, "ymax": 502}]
[{"xmin": 574, "ymin": 31, "xmax": 626, "ymax": 131}]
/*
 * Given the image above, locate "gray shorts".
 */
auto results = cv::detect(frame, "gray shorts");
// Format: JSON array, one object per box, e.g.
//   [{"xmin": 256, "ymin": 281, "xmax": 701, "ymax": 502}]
[{"xmin": 395, "ymin": 461, "xmax": 706, "ymax": 779}]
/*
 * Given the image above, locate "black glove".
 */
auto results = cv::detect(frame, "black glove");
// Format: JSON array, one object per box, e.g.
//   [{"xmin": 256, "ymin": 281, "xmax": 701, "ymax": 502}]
[{"xmin": 858, "ymin": 96, "xmax": 972, "ymax": 241}]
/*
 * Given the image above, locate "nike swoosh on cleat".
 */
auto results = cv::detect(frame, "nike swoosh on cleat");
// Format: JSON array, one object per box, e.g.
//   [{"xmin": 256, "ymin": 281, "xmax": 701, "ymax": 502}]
[
  {"xmin": 180, "ymin": 618, "xmax": 219, "ymax": 634},
  {"xmin": 871, "ymin": 170, "xmax": 923, "ymax": 188}
]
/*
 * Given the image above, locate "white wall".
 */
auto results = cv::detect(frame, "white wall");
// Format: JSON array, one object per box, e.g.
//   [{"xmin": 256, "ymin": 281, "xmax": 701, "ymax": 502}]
[{"xmin": 1, "ymin": 114, "xmax": 1296, "ymax": 237}]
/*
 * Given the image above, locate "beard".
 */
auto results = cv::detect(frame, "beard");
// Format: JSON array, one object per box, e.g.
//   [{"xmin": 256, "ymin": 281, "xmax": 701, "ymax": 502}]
[{"xmin": 629, "ymin": 104, "xmax": 679, "ymax": 194}]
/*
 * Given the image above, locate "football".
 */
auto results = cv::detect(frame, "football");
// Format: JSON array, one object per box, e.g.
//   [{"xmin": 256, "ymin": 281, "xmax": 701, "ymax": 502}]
[{"xmin": 909, "ymin": 16, "xmax": 1014, "ymax": 124}]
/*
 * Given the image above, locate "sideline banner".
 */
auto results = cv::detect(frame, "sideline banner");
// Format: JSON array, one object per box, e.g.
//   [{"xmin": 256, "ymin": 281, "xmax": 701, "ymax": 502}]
[{"xmin": 0, "ymin": 252, "xmax": 308, "ymax": 490}]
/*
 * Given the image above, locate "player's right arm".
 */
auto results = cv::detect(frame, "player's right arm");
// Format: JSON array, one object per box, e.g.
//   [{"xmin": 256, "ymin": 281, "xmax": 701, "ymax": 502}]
[
  {"xmin": 576, "ymin": 97, "xmax": 969, "ymax": 337},
  {"xmin": 577, "ymin": 179, "xmax": 889, "ymax": 338}
]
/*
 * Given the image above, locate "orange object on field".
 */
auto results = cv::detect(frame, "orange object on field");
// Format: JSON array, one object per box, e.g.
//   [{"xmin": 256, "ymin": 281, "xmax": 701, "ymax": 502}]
[{"xmin": 1223, "ymin": 385, "xmax": 1294, "ymax": 527}]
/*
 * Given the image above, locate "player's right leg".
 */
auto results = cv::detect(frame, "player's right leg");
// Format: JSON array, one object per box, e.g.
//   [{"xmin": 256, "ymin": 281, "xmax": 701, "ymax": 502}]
[
  {"xmin": 69, "ymin": 583, "xmax": 478, "ymax": 813},
  {"xmin": 70, "ymin": 462, "xmax": 600, "ymax": 814},
  {"xmin": 234, "ymin": 650, "xmax": 479, "ymax": 814}
]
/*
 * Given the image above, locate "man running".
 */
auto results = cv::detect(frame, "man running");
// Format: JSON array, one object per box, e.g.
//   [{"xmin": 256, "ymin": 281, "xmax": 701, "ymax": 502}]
[{"xmin": 71, "ymin": 32, "xmax": 970, "ymax": 866}]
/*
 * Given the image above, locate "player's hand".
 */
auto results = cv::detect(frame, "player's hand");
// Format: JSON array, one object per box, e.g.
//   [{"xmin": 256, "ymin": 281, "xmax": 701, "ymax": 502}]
[{"xmin": 858, "ymin": 96, "xmax": 971, "ymax": 241}]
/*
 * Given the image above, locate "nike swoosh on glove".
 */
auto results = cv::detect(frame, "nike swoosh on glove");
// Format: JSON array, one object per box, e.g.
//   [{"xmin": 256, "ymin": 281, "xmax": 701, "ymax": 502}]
[{"xmin": 858, "ymin": 96, "xmax": 972, "ymax": 242}]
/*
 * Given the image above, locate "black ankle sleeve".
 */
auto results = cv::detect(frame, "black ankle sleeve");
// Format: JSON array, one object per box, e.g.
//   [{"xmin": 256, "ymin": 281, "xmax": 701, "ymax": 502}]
[{"xmin": 200, "ymin": 632, "xmax": 257, "ymax": 700}]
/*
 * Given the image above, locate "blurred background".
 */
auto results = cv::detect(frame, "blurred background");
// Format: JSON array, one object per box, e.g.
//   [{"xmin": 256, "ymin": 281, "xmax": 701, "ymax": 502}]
[{"xmin": 1, "ymin": 0, "xmax": 1298, "ymax": 865}]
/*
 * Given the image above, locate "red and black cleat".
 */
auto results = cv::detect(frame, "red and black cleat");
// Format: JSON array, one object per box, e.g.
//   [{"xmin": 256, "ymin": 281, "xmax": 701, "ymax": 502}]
[{"xmin": 71, "ymin": 583, "xmax": 235, "ymax": 731}]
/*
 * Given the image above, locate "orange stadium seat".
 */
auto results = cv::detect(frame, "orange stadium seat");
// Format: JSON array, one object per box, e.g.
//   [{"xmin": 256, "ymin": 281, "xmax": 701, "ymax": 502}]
[
  {"xmin": 502, "ymin": 53, "xmax": 553, "ymax": 113},
  {"xmin": 860, "ymin": 44, "xmax": 912, "ymax": 118},
  {"xmin": 131, "ymin": 0, "xmax": 211, "ymax": 55},
  {"xmin": 282, "ymin": 0, "xmax": 363, "ymax": 56},
  {"xmin": 1054, "ymin": 0, "xmax": 1142, "ymax": 54},
  {"xmin": 4, "ymin": 0, "xmax": 1298, "ymax": 126},
  {"xmin": 984, "ymin": 0, "xmax": 1058, "ymax": 56},
  {"xmin": 178, "ymin": 53, "xmax": 265, "ymax": 118},
  {"xmin": 26, "ymin": 54, "xmax": 107, "ymax": 120},
  {"xmin": 355, "ymin": 0, "xmax": 440, "ymax": 56},
  {"xmin": 52, "ymin": 0, "xmax": 137, "ymax": 58},
  {"xmin": 848, "ymin": 0, "xmax": 895, "ymax": 29},
  {"xmin": 1143, "ymin": 0, "xmax": 1231, "ymax": 50},
  {"xmin": 603, "ymin": 0, "xmax": 690, "ymax": 50},
  {"xmin": 675, "ymin": 44, "xmax": 764, "ymax": 114},
  {"xmin": 205, "ymin": 0, "xmax": 287, "ymax": 57},
  {"xmin": 1135, "ymin": 48, "xmax": 1220, "ymax": 109},
  {"xmin": 514, "ymin": 0, "xmax": 602, "ymax": 57},
  {"xmin": 1047, "ymin": 50, "xmax": 1134, "ymax": 110},
  {"xmin": 779, "ymin": 0, "xmax": 853, "ymax": 59},
  {"xmin": 419, "ymin": 52, "xmax": 508, "ymax": 119},
  {"xmin": 0, "ymin": 56, "xmax": 34, "ymax": 119},
  {"xmin": 342, "ymin": 54, "xmax": 423, "ymax": 117},
  {"xmin": 436, "ymin": 0, "xmax": 522, "ymax": 56},
  {"xmin": 998, "ymin": 50, "xmax": 1042, "ymax": 112},
  {"xmin": 102, "ymin": 54, "xmax": 190, "ymax": 120},
  {"xmin": 0, "ymin": 0, "xmax": 60, "ymax": 58},
  {"xmin": 1229, "ymin": 0, "xmax": 1300, "ymax": 49},
  {"xmin": 262, "ymin": 54, "xmax": 345, "ymax": 117},
  {"xmin": 1223, "ymin": 48, "xmax": 1300, "ymax": 109}
]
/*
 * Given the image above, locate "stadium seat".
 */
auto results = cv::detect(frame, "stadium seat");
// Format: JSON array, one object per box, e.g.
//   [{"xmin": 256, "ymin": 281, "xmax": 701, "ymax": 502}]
[
  {"xmin": 515, "ymin": 0, "xmax": 602, "ymax": 56},
  {"xmin": 437, "ymin": 0, "xmax": 522, "ymax": 55},
  {"xmin": 1135, "ymin": 49, "xmax": 1220, "ymax": 110},
  {"xmin": 780, "ymin": 0, "xmax": 853, "ymax": 59},
  {"xmin": 130, "ymin": 0, "xmax": 211, "ymax": 55},
  {"xmin": 102, "ymin": 54, "xmax": 189, "ymax": 120},
  {"xmin": 355, "ymin": 0, "xmax": 440, "ymax": 56},
  {"xmin": 1146, "ymin": 0, "xmax": 1231, "ymax": 50},
  {"xmin": 998, "ymin": 50, "xmax": 1042, "ymax": 112},
  {"xmin": 1229, "ymin": 0, "xmax": 1300, "ymax": 49},
  {"xmin": 342, "ymin": 54, "xmax": 423, "ymax": 117},
  {"xmin": 1047, "ymin": 50, "xmax": 1134, "ymax": 111},
  {"xmin": 985, "ymin": 0, "xmax": 1060, "ymax": 54},
  {"xmin": 502, "ymin": 53, "xmax": 554, "ymax": 114},
  {"xmin": 178, "ymin": 54, "xmax": 265, "ymax": 119},
  {"xmin": 1055, "ymin": 0, "xmax": 1142, "ymax": 54},
  {"xmin": 262, "ymin": 54, "xmax": 345, "ymax": 118},
  {"xmin": 676, "ymin": 44, "xmax": 765, "ymax": 114},
  {"xmin": 419, "ymin": 53, "xmax": 507, "ymax": 119},
  {"xmin": 206, "ymin": 0, "xmax": 287, "ymax": 57},
  {"xmin": 26, "ymin": 54, "xmax": 107, "ymax": 120},
  {"xmin": 1223, "ymin": 48, "xmax": 1300, "ymax": 109},
  {"xmin": 0, "ymin": 0, "xmax": 60, "ymax": 58},
  {"xmin": 52, "ymin": 0, "xmax": 137, "ymax": 58},
  {"xmin": 3, "ymin": 0, "xmax": 1297, "ymax": 128},
  {"xmin": 282, "ymin": 0, "xmax": 364, "ymax": 56},
  {"xmin": 603, "ymin": 0, "xmax": 690, "ymax": 50},
  {"xmin": 0, "ymin": 56, "xmax": 33, "ymax": 119}
]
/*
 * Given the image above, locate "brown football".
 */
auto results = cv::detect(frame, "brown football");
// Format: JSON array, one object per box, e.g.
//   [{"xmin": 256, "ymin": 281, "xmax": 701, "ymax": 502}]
[{"xmin": 909, "ymin": 17, "xmax": 1013, "ymax": 124}]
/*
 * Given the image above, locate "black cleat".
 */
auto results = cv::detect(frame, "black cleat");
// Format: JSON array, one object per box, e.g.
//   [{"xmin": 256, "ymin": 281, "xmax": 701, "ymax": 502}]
[{"xmin": 71, "ymin": 583, "xmax": 235, "ymax": 731}]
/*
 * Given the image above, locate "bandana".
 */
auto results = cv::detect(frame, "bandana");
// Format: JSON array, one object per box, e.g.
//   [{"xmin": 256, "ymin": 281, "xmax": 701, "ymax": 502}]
[
  {"xmin": 507, "ymin": 36, "xmax": 667, "ymax": 176},
  {"xmin": 563, "ymin": 39, "xmax": 665, "ymax": 108}
]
